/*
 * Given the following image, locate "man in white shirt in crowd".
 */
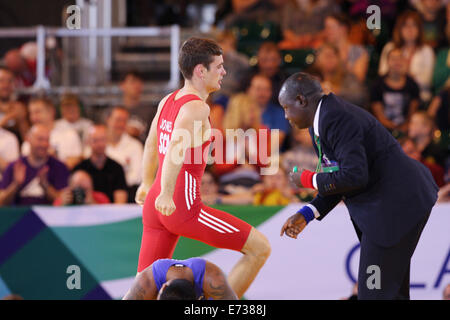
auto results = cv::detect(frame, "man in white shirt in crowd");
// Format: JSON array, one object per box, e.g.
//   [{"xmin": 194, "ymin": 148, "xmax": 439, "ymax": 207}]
[
  {"xmin": 105, "ymin": 106, "xmax": 143, "ymax": 201},
  {"xmin": 54, "ymin": 93, "xmax": 93, "ymax": 148},
  {"xmin": 22, "ymin": 97, "xmax": 83, "ymax": 170}
]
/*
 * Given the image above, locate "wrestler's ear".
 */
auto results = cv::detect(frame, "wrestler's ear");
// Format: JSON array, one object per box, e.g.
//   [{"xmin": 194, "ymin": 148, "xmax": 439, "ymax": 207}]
[
  {"xmin": 156, "ymin": 282, "xmax": 168, "ymax": 300},
  {"xmin": 193, "ymin": 64, "xmax": 206, "ymax": 79}
]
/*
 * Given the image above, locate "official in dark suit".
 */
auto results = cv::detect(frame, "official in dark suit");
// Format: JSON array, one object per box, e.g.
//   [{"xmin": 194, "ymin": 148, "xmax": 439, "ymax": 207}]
[{"xmin": 279, "ymin": 72, "xmax": 438, "ymax": 299}]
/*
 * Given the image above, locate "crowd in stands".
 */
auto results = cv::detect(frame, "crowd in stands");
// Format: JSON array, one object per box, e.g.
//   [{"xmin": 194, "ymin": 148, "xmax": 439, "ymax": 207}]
[{"xmin": 0, "ymin": 0, "xmax": 449, "ymax": 207}]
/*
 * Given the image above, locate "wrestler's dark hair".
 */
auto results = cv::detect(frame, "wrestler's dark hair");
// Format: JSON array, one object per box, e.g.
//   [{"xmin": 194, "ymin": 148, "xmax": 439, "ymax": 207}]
[
  {"xmin": 282, "ymin": 72, "xmax": 323, "ymax": 100},
  {"xmin": 179, "ymin": 37, "xmax": 223, "ymax": 80},
  {"xmin": 159, "ymin": 279, "xmax": 197, "ymax": 300}
]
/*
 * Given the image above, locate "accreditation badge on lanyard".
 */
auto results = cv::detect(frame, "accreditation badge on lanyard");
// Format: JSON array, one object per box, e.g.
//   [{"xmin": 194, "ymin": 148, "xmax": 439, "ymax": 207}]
[{"xmin": 315, "ymin": 135, "xmax": 340, "ymax": 173}]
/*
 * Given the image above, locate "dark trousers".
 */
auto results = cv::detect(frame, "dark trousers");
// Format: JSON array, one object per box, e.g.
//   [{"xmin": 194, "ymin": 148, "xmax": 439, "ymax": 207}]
[{"xmin": 351, "ymin": 212, "xmax": 430, "ymax": 300}]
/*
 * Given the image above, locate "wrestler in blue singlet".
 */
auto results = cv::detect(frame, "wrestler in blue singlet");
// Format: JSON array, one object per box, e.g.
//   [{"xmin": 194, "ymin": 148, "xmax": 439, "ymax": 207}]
[{"xmin": 152, "ymin": 258, "xmax": 206, "ymax": 299}]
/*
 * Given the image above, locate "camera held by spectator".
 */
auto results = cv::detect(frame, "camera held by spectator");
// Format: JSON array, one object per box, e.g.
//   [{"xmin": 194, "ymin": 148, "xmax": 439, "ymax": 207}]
[{"xmin": 54, "ymin": 170, "xmax": 109, "ymax": 206}]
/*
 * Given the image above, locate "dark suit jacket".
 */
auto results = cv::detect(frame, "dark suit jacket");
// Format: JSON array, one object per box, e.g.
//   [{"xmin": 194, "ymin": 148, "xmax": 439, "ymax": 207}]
[{"xmin": 309, "ymin": 93, "xmax": 438, "ymax": 247}]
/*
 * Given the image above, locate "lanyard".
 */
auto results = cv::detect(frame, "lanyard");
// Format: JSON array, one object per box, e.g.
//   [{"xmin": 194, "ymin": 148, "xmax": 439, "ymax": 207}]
[{"xmin": 315, "ymin": 134, "xmax": 323, "ymax": 173}]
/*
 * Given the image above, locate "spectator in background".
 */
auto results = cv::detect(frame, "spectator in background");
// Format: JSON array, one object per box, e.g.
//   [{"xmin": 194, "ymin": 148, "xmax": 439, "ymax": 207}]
[
  {"xmin": 0, "ymin": 124, "xmax": 69, "ymax": 206},
  {"xmin": 73, "ymin": 125, "xmax": 128, "ymax": 204},
  {"xmin": 201, "ymin": 170, "xmax": 253, "ymax": 205},
  {"xmin": 432, "ymin": 4, "xmax": 450, "ymax": 95},
  {"xmin": 281, "ymin": 127, "xmax": 318, "ymax": 202},
  {"xmin": 282, "ymin": 128, "xmax": 317, "ymax": 173},
  {"xmin": 311, "ymin": 43, "xmax": 369, "ymax": 108},
  {"xmin": 215, "ymin": 30, "xmax": 250, "ymax": 99},
  {"xmin": 242, "ymin": 42, "xmax": 289, "ymax": 106},
  {"xmin": 105, "ymin": 107, "xmax": 143, "ymax": 202},
  {"xmin": 378, "ymin": 10, "xmax": 435, "ymax": 102},
  {"xmin": 427, "ymin": 85, "xmax": 450, "ymax": 134},
  {"xmin": 432, "ymin": 46, "xmax": 450, "ymax": 95},
  {"xmin": 23, "ymin": 97, "xmax": 82, "ymax": 170},
  {"xmin": 0, "ymin": 127, "xmax": 20, "ymax": 179},
  {"xmin": 119, "ymin": 71, "xmax": 157, "ymax": 143},
  {"xmin": 54, "ymin": 93, "xmax": 93, "ymax": 149},
  {"xmin": 408, "ymin": 111, "xmax": 447, "ymax": 169},
  {"xmin": 413, "ymin": 0, "xmax": 447, "ymax": 50},
  {"xmin": 219, "ymin": 0, "xmax": 285, "ymax": 29},
  {"xmin": 278, "ymin": 0, "xmax": 340, "ymax": 50},
  {"xmin": 323, "ymin": 13, "xmax": 369, "ymax": 82},
  {"xmin": 253, "ymin": 166, "xmax": 298, "ymax": 205},
  {"xmin": 53, "ymin": 170, "xmax": 110, "ymax": 206},
  {"xmin": 400, "ymin": 136, "xmax": 445, "ymax": 186},
  {"xmin": 3, "ymin": 49, "xmax": 35, "ymax": 88},
  {"xmin": 370, "ymin": 47, "xmax": 421, "ymax": 135},
  {"xmin": 213, "ymin": 93, "xmax": 270, "ymax": 188},
  {"xmin": 208, "ymin": 30, "xmax": 251, "ymax": 131},
  {"xmin": 247, "ymin": 74, "xmax": 290, "ymax": 146},
  {"xmin": 0, "ymin": 66, "xmax": 30, "ymax": 145}
]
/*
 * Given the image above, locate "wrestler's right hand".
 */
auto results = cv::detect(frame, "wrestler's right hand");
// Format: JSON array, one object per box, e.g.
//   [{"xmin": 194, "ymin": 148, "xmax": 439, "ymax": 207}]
[
  {"xmin": 155, "ymin": 192, "xmax": 176, "ymax": 216},
  {"xmin": 135, "ymin": 183, "xmax": 151, "ymax": 206}
]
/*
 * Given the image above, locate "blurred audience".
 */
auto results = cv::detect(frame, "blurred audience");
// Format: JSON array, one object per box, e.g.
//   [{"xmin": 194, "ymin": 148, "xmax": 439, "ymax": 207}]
[
  {"xmin": 279, "ymin": 0, "xmax": 340, "ymax": 50},
  {"xmin": 242, "ymin": 42, "xmax": 289, "ymax": 106},
  {"xmin": 253, "ymin": 166, "xmax": 298, "ymax": 205},
  {"xmin": 3, "ymin": 48, "xmax": 35, "ymax": 88},
  {"xmin": 53, "ymin": 170, "xmax": 110, "ymax": 206},
  {"xmin": 413, "ymin": 0, "xmax": 447, "ymax": 50},
  {"xmin": 104, "ymin": 107, "xmax": 144, "ymax": 202},
  {"xmin": 400, "ymin": 136, "xmax": 445, "ymax": 186},
  {"xmin": 370, "ymin": 47, "xmax": 421, "ymax": 135},
  {"xmin": 119, "ymin": 71, "xmax": 157, "ymax": 143},
  {"xmin": 408, "ymin": 111, "xmax": 446, "ymax": 169},
  {"xmin": 54, "ymin": 93, "xmax": 93, "ymax": 149},
  {"xmin": 0, "ymin": 66, "xmax": 30, "ymax": 145},
  {"xmin": 247, "ymin": 74, "xmax": 290, "ymax": 146},
  {"xmin": 218, "ymin": 0, "xmax": 285, "ymax": 29},
  {"xmin": 73, "ymin": 125, "xmax": 128, "ymax": 204},
  {"xmin": 323, "ymin": 13, "xmax": 369, "ymax": 82},
  {"xmin": 378, "ymin": 10, "xmax": 435, "ymax": 102},
  {"xmin": 213, "ymin": 93, "xmax": 270, "ymax": 188},
  {"xmin": 201, "ymin": 170, "xmax": 253, "ymax": 205},
  {"xmin": 23, "ymin": 97, "xmax": 83, "ymax": 169},
  {"xmin": 0, "ymin": 127, "xmax": 20, "ymax": 180},
  {"xmin": 427, "ymin": 83, "xmax": 450, "ymax": 136},
  {"xmin": 281, "ymin": 127, "xmax": 318, "ymax": 202},
  {"xmin": 215, "ymin": 30, "xmax": 250, "ymax": 98},
  {"xmin": 0, "ymin": 125, "xmax": 69, "ymax": 206},
  {"xmin": 311, "ymin": 43, "xmax": 369, "ymax": 107}
]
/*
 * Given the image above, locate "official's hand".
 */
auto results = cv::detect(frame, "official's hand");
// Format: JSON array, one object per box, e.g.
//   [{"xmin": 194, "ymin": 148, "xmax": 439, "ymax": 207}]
[
  {"xmin": 155, "ymin": 192, "xmax": 176, "ymax": 216},
  {"xmin": 135, "ymin": 183, "xmax": 150, "ymax": 206},
  {"xmin": 280, "ymin": 212, "xmax": 307, "ymax": 239},
  {"xmin": 288, "ymin": 169, "xmax": 304, "ymax": 188}
]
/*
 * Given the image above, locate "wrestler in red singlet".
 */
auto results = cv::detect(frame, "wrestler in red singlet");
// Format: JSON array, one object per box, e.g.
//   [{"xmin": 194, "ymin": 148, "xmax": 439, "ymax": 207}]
[{"xmin": 137, "ymin": 90, "xmax": 252, "ymax": 272}]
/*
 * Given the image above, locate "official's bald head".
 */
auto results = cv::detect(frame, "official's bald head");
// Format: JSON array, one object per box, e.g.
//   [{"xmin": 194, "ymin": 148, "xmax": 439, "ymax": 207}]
[
  {"xmin": 278, "ymin": 72, "xmax": 324, "ymax": 129},
  {"xmin": 278, "ymin": 72, "xmax": 323, "ymax": 105}
]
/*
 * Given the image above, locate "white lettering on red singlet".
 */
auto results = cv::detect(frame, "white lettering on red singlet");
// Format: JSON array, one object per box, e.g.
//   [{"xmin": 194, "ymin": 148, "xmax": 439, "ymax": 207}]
[{"xmin": 159, "ymin": 118, "xmax": 173, "ymax": 155}]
